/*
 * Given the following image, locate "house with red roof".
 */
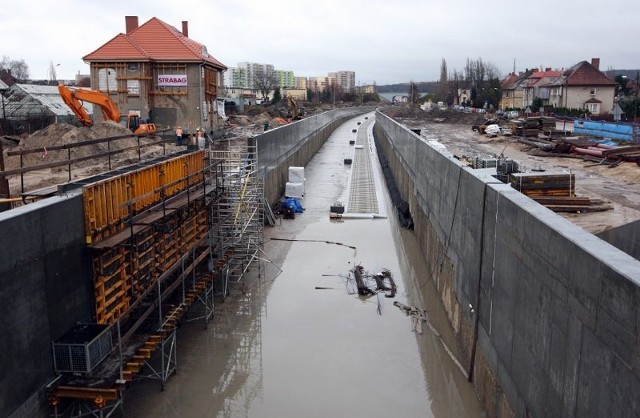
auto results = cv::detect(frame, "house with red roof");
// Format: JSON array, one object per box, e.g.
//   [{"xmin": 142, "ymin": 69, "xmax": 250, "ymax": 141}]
[
  {"xmin": 83, "ymin": 16, "xmax": 227, "ymax": 133},
  {"xmin": 500, "ymin": 71, "xmax": 533, "ymax": 110},
  {"xmin": 521, "ymin": 68, "xmax": 562, "ymax": 108},
  {"xmin": 547, "ymin": 58, "xmax": 616, "ymax": 115}
]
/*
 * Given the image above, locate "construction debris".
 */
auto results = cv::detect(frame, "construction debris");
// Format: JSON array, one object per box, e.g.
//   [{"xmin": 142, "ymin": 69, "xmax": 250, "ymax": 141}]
[
  {"xmin": 393, "ymin": 301, "xmax": 427, "ymax": 334},
  {"xmin": 347, "ymin": 264, "xmax": 398, "ymax": 299}
]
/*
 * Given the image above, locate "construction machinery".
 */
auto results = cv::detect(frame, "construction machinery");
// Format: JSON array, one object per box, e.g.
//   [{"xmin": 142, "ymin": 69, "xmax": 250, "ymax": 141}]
[
  {"xmin": 286, "ymin": 95, "xmax": 304, "ymax": 122},
  {"xmin": 58, "ymin": 84, "xmax": 156, "ymax": 135}
]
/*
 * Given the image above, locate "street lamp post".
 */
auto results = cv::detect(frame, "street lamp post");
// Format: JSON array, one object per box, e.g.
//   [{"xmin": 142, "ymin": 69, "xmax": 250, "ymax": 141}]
[{"xmin": 634, "ymin": 71, "xmax": 639, "ymax": 123}]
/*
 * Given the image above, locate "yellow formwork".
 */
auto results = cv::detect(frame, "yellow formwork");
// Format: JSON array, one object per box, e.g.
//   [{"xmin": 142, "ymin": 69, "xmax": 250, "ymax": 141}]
[
  {"xmin": 92, "ymin": 202, "xmax": 209, "ymax": 324},
  {"xmin": 83, "ymin": 151, "xmax": 205, "ymax": 244}
]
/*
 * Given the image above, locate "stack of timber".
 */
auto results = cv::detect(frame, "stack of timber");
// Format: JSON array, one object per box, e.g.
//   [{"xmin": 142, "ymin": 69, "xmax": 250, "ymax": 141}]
[
  {"xmin": 602, "ymin": 144, "xmax": 640, "ymax": 165},
  {"xmin": 510, "ymin": 172, "xmax": 612, "ymax": 213},
  {"xmin": 540, "ymin": 116, "xmax": 557, "ymax": 134},
  {"xmin": 530, "ymin": 196, "xmax": 613, "ymax": 213},
  {"xmin": 508, "ymin": 118, "xmax": 540, "ymax": 137},
  {"xmin": 510, "ymin": 172, "xmax": 575, "ymax": 197}
]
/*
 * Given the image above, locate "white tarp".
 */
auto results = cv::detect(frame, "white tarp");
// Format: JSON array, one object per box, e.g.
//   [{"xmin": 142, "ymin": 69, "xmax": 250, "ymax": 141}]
[
  {"xmin": 285, "ymin": 182, "xmax": 304, "ymax": 198},
  {"xmin": 216, "ymin": 98, "xmax": 227, "ymax": 120},
  {"xmin": 288, "ymin": 166, "xmax": 305, "ymax": 183},
  {"xmin": 484, "ymin": 124, "xmax": 501, "ymax": 136}
]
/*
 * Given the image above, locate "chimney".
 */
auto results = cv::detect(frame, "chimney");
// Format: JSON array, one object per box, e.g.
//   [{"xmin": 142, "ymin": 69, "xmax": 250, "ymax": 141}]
[
  {"xmin": 182, "ymin": 21, "xmax": 189, "ymax": 37},
  {"xmin": 125, "ymin": 16, "xmax": 139, "ymax": 34},
  {"xmin": 591, "ymin": 58, "xmax": 600, "ymax": 70}
]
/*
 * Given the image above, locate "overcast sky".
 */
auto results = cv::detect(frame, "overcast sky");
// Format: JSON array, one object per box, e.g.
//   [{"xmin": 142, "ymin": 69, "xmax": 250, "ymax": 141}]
[{"xmin": 2, "ymin": 0, "xmax": 638, "ymax": 86}]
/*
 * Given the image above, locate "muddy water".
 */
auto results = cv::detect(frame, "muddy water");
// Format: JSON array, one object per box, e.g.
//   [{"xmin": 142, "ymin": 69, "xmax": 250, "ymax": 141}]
[{"xmin": 122, "ymin": 113, "xmax": 484, "ymax": 417}]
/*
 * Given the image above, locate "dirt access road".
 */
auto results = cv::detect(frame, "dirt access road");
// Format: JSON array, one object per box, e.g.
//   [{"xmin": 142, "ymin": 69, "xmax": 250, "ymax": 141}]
[{"xmin": 383, "ymin": 107, "xmax": 640, "ymax": 235}]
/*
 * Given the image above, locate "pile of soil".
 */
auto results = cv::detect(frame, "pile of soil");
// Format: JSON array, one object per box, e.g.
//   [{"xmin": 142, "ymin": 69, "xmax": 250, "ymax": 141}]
[
  {"xmin": 3, "ymin": 122, "xmax": 145, "ymax": 170},
  {"xmin": 382, "ymin": 106, "xmax": 487, "ymax": 126},
  {"xmin": 2, "ymin": 122, "xmax": 176, "ymax": 196}
]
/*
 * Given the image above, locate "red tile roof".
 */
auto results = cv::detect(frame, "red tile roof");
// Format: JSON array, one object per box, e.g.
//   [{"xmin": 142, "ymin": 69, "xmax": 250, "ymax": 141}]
[
  {"xmin": 501, "ymin": 73, "xmax": 520, "ymax": 89},
  {"xmin": 83, "ymin": 17, "xmax": 226, "ymax": 70},
  {"xmin": 529, "ymin": 70, "xmax": 562, "ymax": 79},
  {"xmin": 562, "ymin": 61, "xmax": 615, "ymax": 86}
]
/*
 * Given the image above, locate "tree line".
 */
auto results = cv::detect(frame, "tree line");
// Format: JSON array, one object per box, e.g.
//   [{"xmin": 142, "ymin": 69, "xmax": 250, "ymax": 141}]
[
  {"xmin": 434, "ymin": 57, "xmax": 502, "ymax": 109},
  {"xmin": 0, "ymin": 56, "xmax": 30, "ymax": 84}
]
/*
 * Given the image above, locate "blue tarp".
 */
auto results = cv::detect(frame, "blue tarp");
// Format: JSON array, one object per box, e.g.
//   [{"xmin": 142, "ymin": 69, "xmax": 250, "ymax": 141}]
[
  {"xmin": 283, "ymin": 198, "xmax": 304, "ymax": 213},
  {"xmin": 573, "ymin": 120, "xmax": 636, "ymax": 142}
]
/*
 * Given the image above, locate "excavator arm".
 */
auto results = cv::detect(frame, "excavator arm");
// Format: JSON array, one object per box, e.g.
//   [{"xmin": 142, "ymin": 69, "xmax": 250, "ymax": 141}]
[
  {"xmin": 58, "ymin": 84, "xmax": 121, "ymax": 126},
  {"xmin": 287, "ymin": 95, "xmax": 301, "ymax": 121}
]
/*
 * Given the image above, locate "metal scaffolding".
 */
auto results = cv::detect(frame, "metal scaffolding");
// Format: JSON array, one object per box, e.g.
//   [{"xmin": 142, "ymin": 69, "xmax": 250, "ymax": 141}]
[
  {"xmin": 209, "ymin": 139, "xmax": 264, "ymax": 294},
  {"xmin": 46, "ymin": 140, "xmax": 268, "ymax": 416}
]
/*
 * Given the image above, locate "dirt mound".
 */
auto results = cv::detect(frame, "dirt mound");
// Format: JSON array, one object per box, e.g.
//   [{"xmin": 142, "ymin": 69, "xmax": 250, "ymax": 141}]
[
  {"xmin": 3, "ymin": 122, "xmax": 145, "ymax": 170},
  {"xmin": 382, "ymin": 106, "xmax": 487, "ymax": 126},
  {"xmin": 2, "ymin": 121, "xmax": 177, "ymax": 197}
]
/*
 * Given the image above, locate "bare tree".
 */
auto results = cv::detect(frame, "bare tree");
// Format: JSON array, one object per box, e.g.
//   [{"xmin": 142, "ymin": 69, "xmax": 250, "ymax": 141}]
[
  {"xmin": 460, "ymin": 57, "xmax": 502, "ymax": 107},
  {"xmin": 450, "ymin": 69, "xmax": 463, "ymax": 105},
  {"xmin": 438, "ymin": 58, "xmax": 448, "ymax": 102},
  {"xmin": 0, "ymin": 55, "xmax": 30, "ymax": 80},
  {"xmin": 253, "ymin": 69, "xmax": 278, "ymax": 102},
  {"xmin": 408, "ymin": 81, "xmax": 420, "ymax": 106}
]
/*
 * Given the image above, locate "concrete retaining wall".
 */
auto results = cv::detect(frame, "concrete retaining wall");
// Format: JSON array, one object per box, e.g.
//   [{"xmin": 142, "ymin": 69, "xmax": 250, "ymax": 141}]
[
  {"xmin": 374, "ymin": 110, "xmax": 640, "ymax": 418},
  {"xmin": 0, "ymin": 192, "xmax": 92, "ymax": 418},
  {"xmin": 597, "ymin": 218, "xmax": 640, "ymax": 260},
  {"xmin": 0, "ymin": 107, "xmax": 369, "ymax": 417},
  {"xmin": 256, "ymin": 108, "xmax": 371, "ymax": 204}
]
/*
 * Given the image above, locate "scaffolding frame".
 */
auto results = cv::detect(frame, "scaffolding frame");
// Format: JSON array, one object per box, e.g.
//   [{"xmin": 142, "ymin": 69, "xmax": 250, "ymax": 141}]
[
  {"xmin": 209, "ymin": 139, "xmax": 264, "ymax": 293},
  {"xmin": 48, "ymin": 138, "xmax": 266, "ymax": 416}
]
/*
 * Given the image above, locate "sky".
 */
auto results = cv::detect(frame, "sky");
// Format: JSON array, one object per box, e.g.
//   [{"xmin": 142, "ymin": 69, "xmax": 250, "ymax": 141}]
[{"xmin": 2, "ymin": 0, "xmax": 638, "ymax": 86}]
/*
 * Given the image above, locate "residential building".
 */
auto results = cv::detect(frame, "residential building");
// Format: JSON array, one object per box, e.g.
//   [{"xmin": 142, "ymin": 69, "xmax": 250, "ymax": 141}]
[
  {"xmin": 224, "ymin": 87, "xmax": 258, "ymax": 109},
  {"xmin": 276, "ymin": 70, "xmax": 295, "ymax": 89},
  {"xmin": 548, "ymin": 58, "xmax": 617, "ymax": 115},
  {"xmin": 336, "ymin": 71, "xmax": 356, "ymax": 92},
  {"xmin": 237, "ymin": 62, "xmax": 275, "ymax": 89},
  {"xmin": 283, "ymin": 88, "xmax": 307, "ymax": 101},
  {"xmin": 327, "ymin": 72, "xmax": 337, "ymax": 88},
  {"xmin": 307, "ymin": 76, "xmax": 328, "ymax": 93},
  {"xmin": 521, "ymin": 68, "xmax": 562, "ymax": 107},
  {"xmin": 295, "ymin": 77, "xmax": 307, "ymax": 90},
  {"xmin": 500, "ymin": 70, "xmax": 533, "ymax": 110},
  {"xmin": 361, "ymin": 84, "xmax": 377, "ymax": 94},
  {"xmin": 457, "ymin": 88, "xmax": 471, "ymax": 106},
  {"xmin": 83, "ymin": 16, "xmax": 227, "ymax": 132},
  {"xmin": 224, "ymin": 67, "xmax": 248, "ymax": 89}
]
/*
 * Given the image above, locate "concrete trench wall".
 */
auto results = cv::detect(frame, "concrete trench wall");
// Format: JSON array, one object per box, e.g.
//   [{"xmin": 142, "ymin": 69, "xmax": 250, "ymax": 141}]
[
  {"xmin": 374, "ymin": 110, "xmax": 640, "ymax": 418},
  {"xmin": 0, "ymin": 192, "xmax": 93, "ymax": 418},
  {"xmin": 257, "ymin": 107, "xmax": 372, "ymax": 204},
  {"xmin": 0, "ymin": 108, "xmax": 369, "ymax": 417}
]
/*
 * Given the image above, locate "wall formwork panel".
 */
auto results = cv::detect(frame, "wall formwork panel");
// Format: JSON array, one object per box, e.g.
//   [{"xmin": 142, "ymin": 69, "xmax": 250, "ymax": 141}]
[{"xmin": 83, "ymin": 151, "xmax": 205, "ymax": 245}]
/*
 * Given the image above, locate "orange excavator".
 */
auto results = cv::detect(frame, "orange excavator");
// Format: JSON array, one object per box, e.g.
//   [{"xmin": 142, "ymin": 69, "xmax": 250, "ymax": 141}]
[
  {"xmin": 286, "ymin": 94, "xmax": 304, "ymax": 122},
  {"xmin": 58, "ymin": 83, "xmax": 156, "ymax": 135}
]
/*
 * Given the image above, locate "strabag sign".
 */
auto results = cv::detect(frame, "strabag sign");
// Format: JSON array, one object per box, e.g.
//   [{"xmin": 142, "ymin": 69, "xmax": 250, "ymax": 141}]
[{"xmin": 158, "ymin": 75, "xmax": 188, "ymax": 87}]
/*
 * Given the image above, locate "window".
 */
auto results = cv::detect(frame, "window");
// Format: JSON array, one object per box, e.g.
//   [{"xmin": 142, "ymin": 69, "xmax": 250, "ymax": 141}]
[
  {"xmin": 127, "ymin": 80, "xmax": 140, "ymax": 97},
  {"xmin": 98, "ymin": 68, "xmax": 117, "ymax": 91},
  {"xmin": 590, "ymin": 88, "xmax": 597, "ymax": 96},
  {"xmin": 587, "ymin": 103, "xmax": 599, "ymax": 113}
]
